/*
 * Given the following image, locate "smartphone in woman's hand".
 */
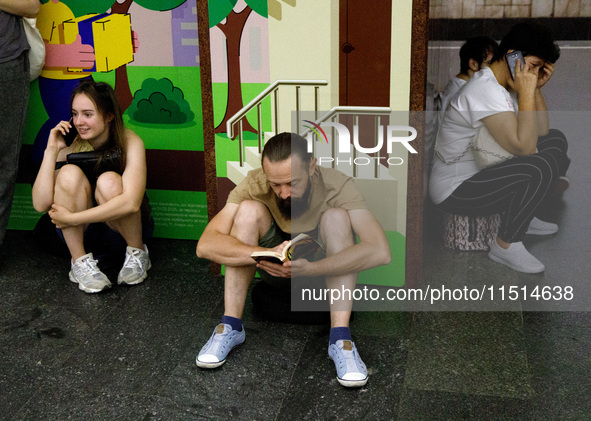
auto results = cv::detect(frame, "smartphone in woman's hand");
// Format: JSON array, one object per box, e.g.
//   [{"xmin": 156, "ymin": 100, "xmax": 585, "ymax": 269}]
[
  {"xmin": 506, "ymin": 50, "xmax": 524, "ymax": 80},
  {"xmin": 63, "ymin": 119, "xmax": 78, "ymax": 146}
]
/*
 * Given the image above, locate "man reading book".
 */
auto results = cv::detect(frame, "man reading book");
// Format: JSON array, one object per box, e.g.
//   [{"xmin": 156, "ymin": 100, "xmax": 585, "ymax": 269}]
[{"xmin": 195, "ymin": 132, "xmax": 391, "ymax": 387}]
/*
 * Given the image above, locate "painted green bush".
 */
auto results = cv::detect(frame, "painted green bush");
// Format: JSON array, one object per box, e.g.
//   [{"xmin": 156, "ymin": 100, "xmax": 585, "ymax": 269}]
[{"xmin": 129, "ymin": 78, "xmax": 195, "ymax": 124}]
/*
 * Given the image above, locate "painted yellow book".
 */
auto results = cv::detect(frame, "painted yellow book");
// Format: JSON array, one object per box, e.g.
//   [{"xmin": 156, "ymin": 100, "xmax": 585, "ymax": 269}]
[
  {"xmin": 62, "ymin": 13, "xmax": 133, "ymax": 73},
  {"xmin": 92, "ymin": 13, "xmax": 133, "ymax": 72},
  {"xmin": 251, "ymin": 233, "xmax": 324, "ymax": 263}
]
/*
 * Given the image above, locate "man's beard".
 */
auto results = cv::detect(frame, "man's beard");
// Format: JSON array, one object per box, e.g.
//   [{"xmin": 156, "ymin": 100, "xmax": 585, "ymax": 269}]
[{"xmin": 276, "ymin": 183, "xmax": 311, "ymax": 220}]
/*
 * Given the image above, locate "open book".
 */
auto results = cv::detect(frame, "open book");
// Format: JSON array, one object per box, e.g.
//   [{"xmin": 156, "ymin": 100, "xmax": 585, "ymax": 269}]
[{"xmin": 251, "ymin": 233, "xmax": 324, "ymax": 263}]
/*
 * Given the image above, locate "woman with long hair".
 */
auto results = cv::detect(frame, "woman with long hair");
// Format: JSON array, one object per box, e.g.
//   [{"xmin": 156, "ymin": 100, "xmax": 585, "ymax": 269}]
[{"xmin": 33, "ymin": 80, "xmax": 152, "ymax": 293}]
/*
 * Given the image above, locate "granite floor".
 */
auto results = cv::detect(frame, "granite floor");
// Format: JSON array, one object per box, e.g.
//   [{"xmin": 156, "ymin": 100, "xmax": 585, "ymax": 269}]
[
  {"xmin": 2, "ymin": 114, "xmax": 590, "ymax": 420},
  {"xmin": 1, "ymin": 228, "xmax": 590, "ymax": 421}
]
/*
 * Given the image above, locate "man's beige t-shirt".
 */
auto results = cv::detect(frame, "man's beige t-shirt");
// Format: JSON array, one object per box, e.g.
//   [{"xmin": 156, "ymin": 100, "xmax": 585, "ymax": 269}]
[{"xmin": 227, "ymin": 166, "xmax": 367, "ymax": 234}]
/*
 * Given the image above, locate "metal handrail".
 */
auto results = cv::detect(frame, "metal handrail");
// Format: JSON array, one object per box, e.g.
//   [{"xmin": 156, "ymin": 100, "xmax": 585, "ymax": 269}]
[
  {"xmin": 299, "ymin": 106, "xmax": 392, "ymax": 178},
  {"xmin": 226, "ymin": 79, "xmax": 329, "ymax": 139},
  {"xmin": 299, "ymin": 106, "xmax": 391, "ymax": 138}
]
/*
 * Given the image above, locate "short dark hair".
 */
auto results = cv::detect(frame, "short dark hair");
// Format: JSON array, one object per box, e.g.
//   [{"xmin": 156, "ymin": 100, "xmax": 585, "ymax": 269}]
[
  {"xmin": 459, "ymin": 36, "xmax": 498, "ymax": 73},
  {"xmin": 494, "ymin": 22, "xmax": 560, "ymax": 63},
  {"xmin": 261, "ymin": 132, "xmax": 312, "ymax": 168}
]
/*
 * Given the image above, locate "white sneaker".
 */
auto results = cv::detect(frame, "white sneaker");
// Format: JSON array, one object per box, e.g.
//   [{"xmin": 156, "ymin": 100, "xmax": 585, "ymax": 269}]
[
  {"xmin": 328, "ymin": 340, "xmax": 368, "ymax": 387},
  {"xmin": 196, "ymin": 323, "xmax": 246, "ymax": 369},
  {"xmin": 488, "ymin": 240, "xmax": 545, "ymax": 273},
  {"xmin": 69, "ymin": 253, "xmax": 112, "ymax": 293},
  {"xmin": 117, "ymin": 245, "xmax": 151, "ymax": 285},
  {"xmin": 526, "ymin": 217, "xmax": 558, "ymax": 236}
]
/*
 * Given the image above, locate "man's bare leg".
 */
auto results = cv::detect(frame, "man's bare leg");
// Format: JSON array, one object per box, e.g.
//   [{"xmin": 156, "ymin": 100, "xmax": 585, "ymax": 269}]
[
  {"xmin": 320, "ymin": 208, "xmax": 357, "ymax": 328},
  {"xmin": 320, "ymin": 207, "xmax": 368, "ymax": 387},
  {"xmin": 224, "ymin": 200, "xmax": 273, "ymax": 319},
  {"xmin": 197, "ymin": 201, "xmax": 272, "ymax": 368}
]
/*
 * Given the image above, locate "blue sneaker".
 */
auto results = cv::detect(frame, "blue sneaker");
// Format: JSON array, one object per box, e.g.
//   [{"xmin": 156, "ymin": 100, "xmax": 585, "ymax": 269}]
[
  {"xmin": 328, "ymin": 339, "xmax": 368, "ymax": 387},
  {"xmin": 196, "ymin": 323, "xmax": 245, "ymax": 369}
]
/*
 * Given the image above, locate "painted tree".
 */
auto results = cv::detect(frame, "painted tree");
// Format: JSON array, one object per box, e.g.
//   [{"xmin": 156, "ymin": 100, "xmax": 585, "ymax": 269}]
[
  {"xmin": 110, "ymin": 0, "xmax": 188, "ymax": 111},
  {"xmin": 209, "ymin": 0, "xmax": 268, "ymax": 135}
]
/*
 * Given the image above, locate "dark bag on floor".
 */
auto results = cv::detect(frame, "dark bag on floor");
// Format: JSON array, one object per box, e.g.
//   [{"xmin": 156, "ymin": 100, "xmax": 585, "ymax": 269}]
[{"xmin": 251, "ymin": 281, "xmax": 331, "ymax": 325}]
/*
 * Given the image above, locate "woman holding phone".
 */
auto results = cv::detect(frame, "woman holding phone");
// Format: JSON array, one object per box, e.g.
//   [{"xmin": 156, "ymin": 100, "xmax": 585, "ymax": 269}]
[
  {"xmin": 33, "ymin": 81, "xmax": 153, "ymax": 293},
  {"xmin": 429, "ymin": 22, "xmax": 570, "ymax": 273}
]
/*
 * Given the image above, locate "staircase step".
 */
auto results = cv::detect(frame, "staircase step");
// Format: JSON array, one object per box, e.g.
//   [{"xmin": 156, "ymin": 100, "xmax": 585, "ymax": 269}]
[
  {"xmin": 264, "ymin": 132, "xmax": 275, "ymax": 142},
  {"xmin": 227, "ymin": 161, "xmax": 255, "ymax": 186},
  {"xmin": 245, "ymin": 146, "xmax": 262, "ymax": 169}
]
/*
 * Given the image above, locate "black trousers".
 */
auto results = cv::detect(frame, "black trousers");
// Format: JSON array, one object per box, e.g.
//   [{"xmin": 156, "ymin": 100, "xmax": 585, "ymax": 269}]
[
  {"xmin": 440, "ymin": 129, "xmax": 569, "ymax": 243},
  {"xmin": 0, "ymin": 53, "xmax": 29, "ymax": 246}
]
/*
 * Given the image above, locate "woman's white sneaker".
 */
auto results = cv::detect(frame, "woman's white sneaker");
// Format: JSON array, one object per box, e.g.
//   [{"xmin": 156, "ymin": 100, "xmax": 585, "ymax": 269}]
[
  {"xmin": 69, "ymin": 253, "xmax": 112, "ymax": 293},
  {"xmin": 118, "ymin": 245, "xmax": 151, "ymax": 285},
  {"xmin": 526, "ymin": 217, "xmax": 558, "ymax": 236},
  {"xmin": 488, "ymin": 241, "xmax": 545, "ymax": 273}
]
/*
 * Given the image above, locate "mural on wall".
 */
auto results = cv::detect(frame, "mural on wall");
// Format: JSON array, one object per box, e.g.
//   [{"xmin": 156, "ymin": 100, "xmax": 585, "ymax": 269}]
[
  {"xmin": 205, "ymin": 0, "xmax": 408, "ymax": 288},
  {"xmin": 129, "ymin": 77, "xmax": 195, "ymax": 125},
  {"xmin": 208, "ymin": 0, "xmax": 268, "ymax": 135},
  {"xmin": 10, "ymin": 0, "xmax": 207, "ymax": 240},
  {"xmin": 208, "ymin": 0, "xmax": 273, "ymax": 208}
]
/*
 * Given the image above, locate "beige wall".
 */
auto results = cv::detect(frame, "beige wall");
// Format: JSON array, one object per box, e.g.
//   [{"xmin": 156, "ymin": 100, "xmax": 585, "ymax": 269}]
[
  {"xmin": 388, "ymin": 0, "xmax": 413, "ymax": 233},
  {"xmin": 390, "ymin": 0, "xmax": 413, "ymax": 111},
  {"xmin": 268, "ymin": 0, "xmax": 337, "ymax": 133}
]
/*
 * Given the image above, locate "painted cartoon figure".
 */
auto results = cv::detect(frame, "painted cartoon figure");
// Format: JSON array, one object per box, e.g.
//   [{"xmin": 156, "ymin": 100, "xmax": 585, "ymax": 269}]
[{"xmin": 33, "ymin": 0, "xmax": 93, "ymax": 163}]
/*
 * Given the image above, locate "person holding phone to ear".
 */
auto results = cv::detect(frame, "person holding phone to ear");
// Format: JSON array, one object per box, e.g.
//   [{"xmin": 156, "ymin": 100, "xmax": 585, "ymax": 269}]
[
  {"xmin": 430, "ymin": 22, "xmax": 570, "ymax": 273},
  {"xmin": 32, "ymin": 81, "xmax": 153, "ymax": 293}
]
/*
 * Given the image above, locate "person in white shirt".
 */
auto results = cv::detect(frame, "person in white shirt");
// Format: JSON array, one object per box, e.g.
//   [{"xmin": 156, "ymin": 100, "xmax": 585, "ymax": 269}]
[
  {"xmin": 438, "ymin": 36, "xmax": 498, "ymax": 114},
  {"xmin": 430, "ymin": 22, "xmax": 569, "ymax": 274}
]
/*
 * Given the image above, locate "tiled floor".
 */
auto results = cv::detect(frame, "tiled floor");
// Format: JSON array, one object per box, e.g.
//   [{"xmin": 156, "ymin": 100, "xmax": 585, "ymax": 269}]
[{"xmin": 1, "ymin": 112, "xmax": 590, "ymax": 419}]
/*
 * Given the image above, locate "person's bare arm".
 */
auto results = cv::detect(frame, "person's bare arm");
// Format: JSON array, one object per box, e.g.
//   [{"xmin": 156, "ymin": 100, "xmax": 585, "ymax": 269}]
[
  {"xmin": 483, "ymin": 110, "xmax": 537, "ymax": 156},
  {"xmin": 48, "ymin": 131, "xmax": 147, "ymax": 227},
  {"xmin": 483, "ymin": 59, "xmax": 540, "ymax": 156},
  {"xmin": 0, "ymin": 0, "xmax": 39, "ymax": 17},
  {"xmin": 533, "ymin": 62, "xmax": 554, "ymax": 136},
  {"xmin": 196, "ymin": 202, "xmax": 270, "ymax": 266},
  {"xmin": 32, "ymin": 120, "xmax": 72, "ymax": 212},
  {"xmin": 533, "ymin": 89, "xmax": 549, "ymax": 136},
  {"xmin": 283, "ymin": 209, "xmax": 391, "ymax": 278}
]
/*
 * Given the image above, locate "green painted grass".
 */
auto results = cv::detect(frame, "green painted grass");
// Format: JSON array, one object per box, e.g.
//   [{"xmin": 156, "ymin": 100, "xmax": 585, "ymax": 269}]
[{"xmin": 358, "ymin": 230, "xmax": 406, "ymax": 287}]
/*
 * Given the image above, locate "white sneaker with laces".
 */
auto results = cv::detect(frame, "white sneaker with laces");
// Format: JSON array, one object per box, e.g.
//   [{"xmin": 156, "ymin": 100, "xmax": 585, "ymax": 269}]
[
  {"xmin": 117, "ymin": 245, "xmax": 151, "ymax": 285},
  {"xmin": 69, "ymin": 253, "xmax": 112, "ymax": 293},
  {"xmin": 488, "ymin": 240, "xmax": 545, "ymax": 273},
  {"xmin": 526, "ymin": 217, "xmax": 558, "ymax": 236}
]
